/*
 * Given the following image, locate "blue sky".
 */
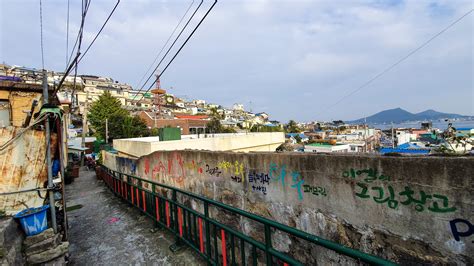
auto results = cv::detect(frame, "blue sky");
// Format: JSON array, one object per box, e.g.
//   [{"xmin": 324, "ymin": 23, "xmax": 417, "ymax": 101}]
[{"xmin": 1, "ymin": 0, "xmax": 472, "ymax": 122}]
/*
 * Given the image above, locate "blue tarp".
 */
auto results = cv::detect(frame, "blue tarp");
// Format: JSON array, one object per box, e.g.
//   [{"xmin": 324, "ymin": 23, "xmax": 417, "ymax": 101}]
[{"xmin": 379, "ymin": 148, "xmax": 430, "ymax": 154}]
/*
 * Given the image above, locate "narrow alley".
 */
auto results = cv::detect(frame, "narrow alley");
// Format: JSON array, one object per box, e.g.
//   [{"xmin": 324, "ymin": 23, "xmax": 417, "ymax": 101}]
[{"xmin": 66, "ymin": 168, "xmax": 204, "ymax": 265}]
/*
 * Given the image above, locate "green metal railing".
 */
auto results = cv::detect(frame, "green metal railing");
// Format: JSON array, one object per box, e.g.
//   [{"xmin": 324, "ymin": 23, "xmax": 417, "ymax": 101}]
[{"xmin": 98, "ymin": 165, "xmax": 396, "ymax": 266}]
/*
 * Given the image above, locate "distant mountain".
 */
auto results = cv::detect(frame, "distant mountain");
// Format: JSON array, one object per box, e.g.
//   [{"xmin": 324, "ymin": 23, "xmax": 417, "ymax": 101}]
[{"xmin": 349, "ymin": 108, "xmax": 471, "ymax": 124}]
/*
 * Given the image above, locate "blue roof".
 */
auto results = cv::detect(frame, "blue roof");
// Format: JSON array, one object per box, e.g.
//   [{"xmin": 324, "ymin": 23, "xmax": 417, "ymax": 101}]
[
  {"xmin": 286, "ymin": 133, "xmax": 307, "ymax": 139},
  {"xmin": 379, "ymin": 148, "xmax": 430, "ymax": 155},
  {"xmin": 264, "ymin": 123, "xmax": 277, "ymax": 127},
  {"xmin": 397, "ymin": 143, "xmax": 424, "ymax": 149},
  {"xmin": 456, "ymin": 127, "xmax": 473, "ymax": 131}
]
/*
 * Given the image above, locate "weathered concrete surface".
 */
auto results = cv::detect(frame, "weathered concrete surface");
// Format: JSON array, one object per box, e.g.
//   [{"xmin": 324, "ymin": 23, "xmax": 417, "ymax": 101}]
[
  {"xmin": 23, "ymin": 228, "xmax": 55, "ymax": 246},
  {"xmin": 66, "ymin": 168, "xmax": 204, "ymax": 265},
  {"xmin": 27, "ymin": 241, "xmax": 69, "ymax": 264},
  {"xmin": 103, "ymin": 150, "xmax": 474, "ymax": 265},
  {"xmin": 0, "ymin": 217, "xmax": 24, "ymax": 265}
]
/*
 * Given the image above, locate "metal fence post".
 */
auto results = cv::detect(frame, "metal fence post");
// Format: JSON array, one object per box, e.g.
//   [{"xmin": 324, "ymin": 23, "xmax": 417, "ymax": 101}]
[
  {"xmin": 265, "ymin": 224, "xmax": 272, "ymax": 265},
  {"xmin": 169, "ymin": 189, "xmax": 184, "ymax": 252},
  {"xmin": 204, "ymin": 201, "xmax": 212, "ymax": 266}
]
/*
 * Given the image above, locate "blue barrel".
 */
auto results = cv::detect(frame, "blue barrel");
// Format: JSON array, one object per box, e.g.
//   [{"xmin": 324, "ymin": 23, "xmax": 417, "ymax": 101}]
[{"xmin": 13, "ymin": 205, "xmax": 50, "ymax": 236}]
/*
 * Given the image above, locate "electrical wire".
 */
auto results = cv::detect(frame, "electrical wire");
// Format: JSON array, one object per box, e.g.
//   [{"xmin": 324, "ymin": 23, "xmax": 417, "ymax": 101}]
[
  {"xmin": 56, "ymin": 0, "xmax": 120, "ymax": 95},
  {"xmin": 134, "ymin": 0, "xmax": 195, "ymax": 92},
  {"xmin": 39, "ymin": 0, "xmax": 45, "ymax": 69},
  {"xmin": 67, "ymin": 0, "xmax": 91, "ymax": 67},
  {"xmin": 77, "ymin": 0, "xmax": 120, "ymax": 64},
  {"xmin": 135, "ymin": 0, "xmax": 218, "ymax": 104},
  {"xmin": 66, "ymin": 0, "xmax": 70, "ymax": 68},
  {"xmin": 56, "ymin": 0, "xmax": 90, "ymax": 95},
  {"xmin": 314, "ymin": 8, "xmax": 474, "ymax": 118},
  {"xmin": 131, "ymin": 0, "xmax": 204, "ymax": 103}
]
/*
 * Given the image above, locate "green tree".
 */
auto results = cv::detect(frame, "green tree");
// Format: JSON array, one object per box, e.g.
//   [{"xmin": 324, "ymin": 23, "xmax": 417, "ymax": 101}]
[
  {"xmin": 250, "ymin": 125, "xmax": 283, "ymax": 132},
  {"xmin": 107, "ymin": 113, "xmax": 149, "ymax": 140},
  {"xmin": 88, "ymin": 91, "xmax": 128, "ymax": 139},
  {"xmin": 206, "ymin": 107, "xmax": 224, "ymax": 133},
  {"xmin": 285, "ymin": 120, "xmax": 301, "ymax": 133}
]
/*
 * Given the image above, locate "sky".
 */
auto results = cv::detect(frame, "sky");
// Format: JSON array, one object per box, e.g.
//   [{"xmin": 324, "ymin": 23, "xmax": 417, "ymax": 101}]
[{"xmin": 1, "ymin": 0, "xmax": 473, "ymax": 122}]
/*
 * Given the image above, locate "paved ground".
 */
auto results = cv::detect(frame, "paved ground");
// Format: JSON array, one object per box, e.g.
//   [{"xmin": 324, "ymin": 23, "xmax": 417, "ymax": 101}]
[{"xmin": 66, "ymin": 168, "xmax": 204, "ymax": 265}]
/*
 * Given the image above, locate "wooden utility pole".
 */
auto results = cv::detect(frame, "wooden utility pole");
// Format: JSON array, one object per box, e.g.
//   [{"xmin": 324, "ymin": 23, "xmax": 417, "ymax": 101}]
[
  {"xmin": 43, "ymin": 70, "xmax": 57, "ymax": 233},
  {"xmin": 81, "ymin": 91, "xmax": 89, "ymax": 166}
]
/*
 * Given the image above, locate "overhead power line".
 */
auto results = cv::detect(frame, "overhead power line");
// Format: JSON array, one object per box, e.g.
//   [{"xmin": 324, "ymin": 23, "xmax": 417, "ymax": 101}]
[
  {"xmin": 39, "ymin": 0, "xmax": 45, "ymax": 69},
  {"xmin": 77, "ymin": 0, "xmax": 120, "ymax": 64},
  {"xmin": 134, "ymin": 0, "xmax": 195, "ymax": 92},
  {"xmin": 132, "ymin": 0, "xmax": 204, "ymax": 102},
  {"xmin": 66, "ymin": 0, "xmax": 70, "ymax": 68},
  {"xmin": 136, "ymin": 0, "xmax": 218, "ymax": 104},
  {"xmin": 315, "ymin": 8, "xmax": 474, "ymax": 117},
  {"xmin": 55, "ymin": 0, "xmax": 91, "ymax": 94},
  {"xmin": 67, "ymin": 0, "xmax": 91, "ymax": 67},
  {"xmin": 55, "ymin": 0, "xmax": 121, "ymax": 94}
]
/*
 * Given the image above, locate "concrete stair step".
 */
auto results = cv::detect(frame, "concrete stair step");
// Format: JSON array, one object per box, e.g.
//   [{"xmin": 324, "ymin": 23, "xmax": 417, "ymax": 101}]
[{"xmin": 27, "ymin": 242, "xmax": 69, "ymax": 265}]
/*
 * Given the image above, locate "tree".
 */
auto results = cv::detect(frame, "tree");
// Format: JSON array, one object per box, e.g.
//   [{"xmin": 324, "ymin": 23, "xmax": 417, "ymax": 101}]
[
  {"xmin": 250, "ymin": 125, "xmax": 283, "ymax": 132},
  {"xmin": 285, "ymin": 120, "xmax": 301, "ymax": 133},
  {"xmin": 88, "ymin": 91, "xmax": 128, "ymax": 139},
  {"xmin": 294, "ymin": 135, "xmax": 302, "ymax": 143},
  {"xmin": 206, "ymin": 107, "xmax": 224, "ymax": 133},
  {"xmin": 107, "ymin": 113, "xmax": 149, "ymax": 140}
]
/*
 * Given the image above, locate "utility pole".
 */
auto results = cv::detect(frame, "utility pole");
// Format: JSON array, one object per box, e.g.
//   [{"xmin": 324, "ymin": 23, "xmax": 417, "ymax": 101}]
[
  {"xmin": 105, "ymin": 118, "xmax": 108, "ymax": 144},
  {"xmin": 43, "ymin": 70, "xmax": 57, "ymax": 233},
  {"xmin": 364, "ymin": 117, "xmax": 368, "ymax": 153},
  {"xmin": 391, "ymin": 122, "xmax": 395, "ymax": 148},
  {"xmin": 81, "ymin": 91, "xmax": 89, "ymax": 166}
]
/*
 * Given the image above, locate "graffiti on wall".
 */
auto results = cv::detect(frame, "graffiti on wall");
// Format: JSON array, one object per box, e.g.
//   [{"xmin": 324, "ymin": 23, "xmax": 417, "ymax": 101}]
[
  {"xmin": 205, "ymin": 164, "xmax": 222, "ymax": 177},
  {"xmin": 450, "ymin": 219, "xmax": 474, "ymax": 243},
  {"xmin": 343, "ymin": 168, "xmax": 456, "ymax": 213},
  {"xmin": 303, "ymin": 185, "xmax": 327, "ymax": 196},
  {"xmin": 248, "ymin": 172, "xmax": 270, "ymax": 195},
  {"xmin": 269, "ymin": 162, "xmax": 308, "ymax": 201},
  {"xmin": 218, "ymin": 160, "xmax": 245, "ymax": 182},
  {"xmin": 141, "ymin": 152, "xmax": 186, "ymax": 183},
  {"xmin": 343, "ymin": 168, "xmax": 390, "ymax": 182},
  {"xmin": 130, "ymin": 153, "xmax": 331, "ymax": 201}
]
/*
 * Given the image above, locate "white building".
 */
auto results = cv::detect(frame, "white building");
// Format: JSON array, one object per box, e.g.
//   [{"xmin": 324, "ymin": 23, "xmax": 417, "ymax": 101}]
[
  {"xmin": 304, "ymin": 143, "xmax": 351, "ymax": 153},
  {"xmin": 396, "ymin": 130, "xmax": 417, "ymax": 145},
  {"xmin": 233, "ymin": 103, "xmax": 244, "ymax": 111}
]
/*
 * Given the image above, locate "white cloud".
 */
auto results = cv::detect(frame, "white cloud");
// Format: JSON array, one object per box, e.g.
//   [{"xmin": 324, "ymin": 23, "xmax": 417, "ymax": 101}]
[{"xmin": 1, "ymin": 0, "xmax": 472, "ymax": 121}]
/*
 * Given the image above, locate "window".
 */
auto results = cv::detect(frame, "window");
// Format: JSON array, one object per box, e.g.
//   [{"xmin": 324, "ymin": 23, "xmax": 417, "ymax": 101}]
[{"xmin": 0, "ymin": 100, "xmax": 11, "ymax": 127}]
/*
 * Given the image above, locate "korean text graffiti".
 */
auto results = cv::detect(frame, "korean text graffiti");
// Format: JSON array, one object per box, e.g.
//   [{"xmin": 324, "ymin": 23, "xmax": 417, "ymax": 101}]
[
  {"xmin": 249, "ymin": 171, "xmax": 269, "ymax": 195},
  {"xmin": 343, "ymin": 168, "xmax": 390, "ymax": 182},
  {"xmin": 303, "ymin": 185, "xmax": 327, "ymax": 196},
  {"xmin": 355, "ymin": 183, "xmax": 456, "ymax": 213},
  {"xmin": 269, "ymin": 163, "xmax": 308, "ymax": 200},
  {"xmin": 218, "ymin": 160, "xmax": 245, "ymax": 182}
]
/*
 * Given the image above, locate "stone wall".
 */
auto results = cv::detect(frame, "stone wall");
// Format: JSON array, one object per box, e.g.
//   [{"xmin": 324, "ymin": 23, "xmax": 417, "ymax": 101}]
[{"xmin": 102, "ymin": 150, "xmax": 473, "ymax": 264}]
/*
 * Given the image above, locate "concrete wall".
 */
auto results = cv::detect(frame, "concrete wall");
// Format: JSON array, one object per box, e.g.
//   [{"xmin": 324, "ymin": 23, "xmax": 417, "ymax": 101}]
[
  {"xmin": 0, "ymin": 90, "xmax": 42, "ymax": 127},
  {"xmin": 113, "ymin": 132, "xmax": 285, "ymax": 158},
  {"xmin": 102, "ymin": 151, "xmax": 473, "ymax": 264}
]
